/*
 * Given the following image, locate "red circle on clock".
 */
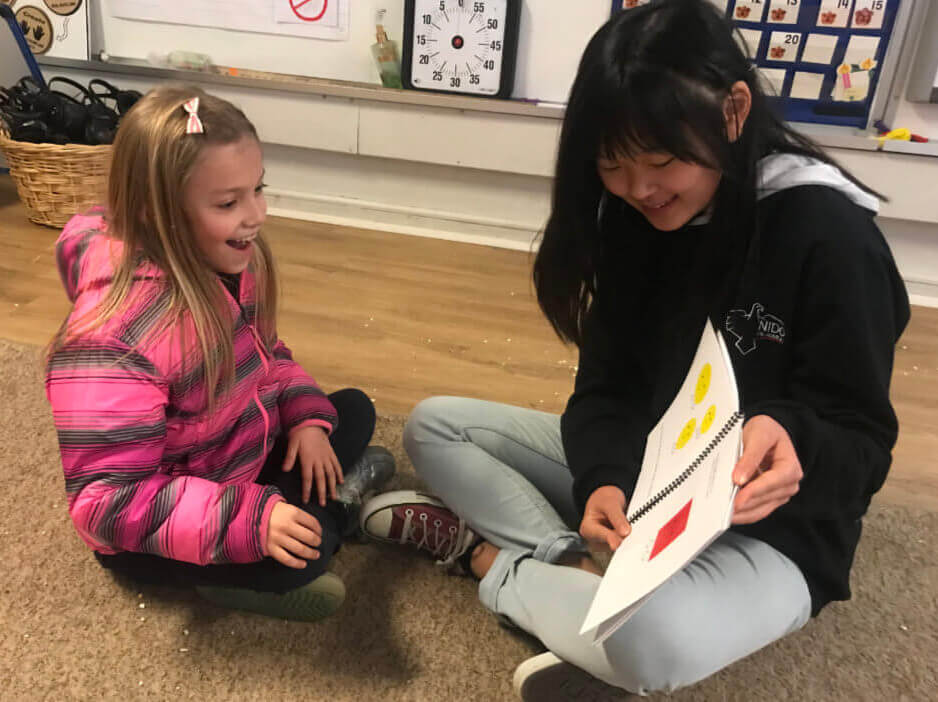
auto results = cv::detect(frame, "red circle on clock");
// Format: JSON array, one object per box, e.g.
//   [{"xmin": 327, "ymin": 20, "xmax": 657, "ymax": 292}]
[
  {"xmin": 290, "ymin": 0, "xmax": 328, "ymax": 22},
  {"xmin": 452, "ymin": 35, "xmax": 464, "ymax": 49}
]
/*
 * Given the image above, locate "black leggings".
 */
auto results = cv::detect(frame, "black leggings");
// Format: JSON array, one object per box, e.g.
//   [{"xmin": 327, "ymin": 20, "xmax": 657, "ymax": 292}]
[{"xmin": 96, "ymin": 388, "xmax": 375, "ymax": 593}]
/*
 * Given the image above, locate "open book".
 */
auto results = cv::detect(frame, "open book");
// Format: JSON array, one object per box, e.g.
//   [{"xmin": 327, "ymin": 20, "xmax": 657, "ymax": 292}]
[{"xmin": 580, "ymin": 320, "xmax": 743, "ymax": 645}]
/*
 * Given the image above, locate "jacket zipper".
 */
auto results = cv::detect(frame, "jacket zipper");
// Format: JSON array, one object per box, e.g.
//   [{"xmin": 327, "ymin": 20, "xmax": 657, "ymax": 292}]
[
  {"xmin": 225, "ymin": 275, "xmax": 273, "ymax": 461},
  {"xmin": 248, "ymin": 325, "xmax": 271, "ymax": 457}
]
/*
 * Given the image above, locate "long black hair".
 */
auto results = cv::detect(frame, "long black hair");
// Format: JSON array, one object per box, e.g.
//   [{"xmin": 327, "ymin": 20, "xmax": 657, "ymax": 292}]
[{"xmin": 534, "ymin": 0, "xmax": 879, "ymax": 347}]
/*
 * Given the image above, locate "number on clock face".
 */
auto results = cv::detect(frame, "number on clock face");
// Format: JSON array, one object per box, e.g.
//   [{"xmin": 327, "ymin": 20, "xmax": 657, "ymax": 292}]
[{"xmin": 410, "ymin": 0, "xmax": 508, "ymax": 95}]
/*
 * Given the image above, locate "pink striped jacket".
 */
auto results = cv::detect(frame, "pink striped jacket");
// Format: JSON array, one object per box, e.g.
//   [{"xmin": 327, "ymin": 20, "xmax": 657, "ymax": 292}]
[{"xmin": 45, "ymin": 213, "xmax": 337, "ymax": 565}]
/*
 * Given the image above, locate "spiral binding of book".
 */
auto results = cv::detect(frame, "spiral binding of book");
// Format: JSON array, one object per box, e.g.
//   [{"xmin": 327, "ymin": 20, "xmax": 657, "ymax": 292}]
[{"xmin": 627, "ymin": 411, "xmax": 744, "ymax": 525}]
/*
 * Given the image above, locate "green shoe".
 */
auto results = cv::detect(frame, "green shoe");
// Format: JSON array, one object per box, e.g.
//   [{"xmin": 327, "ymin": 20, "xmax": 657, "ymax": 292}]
[{"xmin": 196, "ymin": 572, "xmax": 346, "ymax": 622}]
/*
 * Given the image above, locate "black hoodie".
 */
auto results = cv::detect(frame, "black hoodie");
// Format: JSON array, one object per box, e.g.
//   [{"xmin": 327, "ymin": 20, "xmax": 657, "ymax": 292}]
[{"xmin": 562, "ymin": 154, "xmax": 911, "ymax": 615}]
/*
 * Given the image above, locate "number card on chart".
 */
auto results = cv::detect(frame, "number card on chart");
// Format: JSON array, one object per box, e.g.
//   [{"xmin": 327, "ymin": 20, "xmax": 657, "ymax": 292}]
[
  {"xmin": 612, "ymin": 0, "xmax": 907, "ymax": 129},
  {"xmin": 817, "ymin": 0, "xmax": 853, "ymax": 28},
  {"xmin": 768, "ymin": 31, "xmax": 803, "ymax": 61},
  {"xmin": 768, "ymin": 0, "xmax": 801, "ymax": 24},
  {"xmin": 733, "ymin": 0, "xmax": 769, "ymax": 23},
  {"xmin": 851, "ymin": 0, "xmax": 886, "ymax": 29}
]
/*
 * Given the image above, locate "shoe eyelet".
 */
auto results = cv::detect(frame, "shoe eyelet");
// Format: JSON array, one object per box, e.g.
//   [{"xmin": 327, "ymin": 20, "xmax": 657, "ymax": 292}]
[
  {"xmin": 449, "ymin": 526, "xmax": 457, "ymax": 534},
  {"xmin": 419, "ymin": 513, "xmax": 428, "ymax": 521},
  {"xmin": 405, "ymin": 508, "xmax": 414, "ymax": 517},
  {"xmin": 433, "ymin": 519, "xmax": 441, "ymax": 527}
]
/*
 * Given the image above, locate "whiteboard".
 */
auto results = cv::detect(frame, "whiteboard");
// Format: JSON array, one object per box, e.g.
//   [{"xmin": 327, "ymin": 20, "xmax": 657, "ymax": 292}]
[
  {"xmin": 109, "ymin": 0, "xmax": 350, "ymax": 41},
  {"xmin": 92, "ymin": 0, "xmax": 610, "ymax": 103}
]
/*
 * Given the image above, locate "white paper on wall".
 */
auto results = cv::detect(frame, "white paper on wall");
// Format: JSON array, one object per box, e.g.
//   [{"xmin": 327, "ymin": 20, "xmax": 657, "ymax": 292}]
[
  {"xmin": 801, "ymin": 33, "xmax": 839, "ymax": 64},
  {"xmin": 736, "ymin": 28, "xmax": 764, "ymax": 58},
  {"xmin": 843, "ymin": 34, "xmax": 880, "ymax": 65},
  {"xmin": 110, "ymin": 0, "xmax": 350, "ymax": 41},
  {"xmin": 790, "ymin": 71, "xmax": 825, "ymax": 98},
  {"xmin": 758, "ymin": 66, "xmax": 788, "ymax": 95}
]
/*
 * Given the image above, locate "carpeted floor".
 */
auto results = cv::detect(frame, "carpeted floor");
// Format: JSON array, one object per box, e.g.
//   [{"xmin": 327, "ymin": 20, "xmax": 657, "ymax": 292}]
[{"xmin": 1, "ymin": 338, "xmax": 936, "ymax": 701}]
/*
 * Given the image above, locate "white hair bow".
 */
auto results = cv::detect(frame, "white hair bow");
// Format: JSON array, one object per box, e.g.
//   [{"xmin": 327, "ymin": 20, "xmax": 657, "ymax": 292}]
[{"xmin": 183, "ymin": 97, "xmax": 204, "ymax": 134}]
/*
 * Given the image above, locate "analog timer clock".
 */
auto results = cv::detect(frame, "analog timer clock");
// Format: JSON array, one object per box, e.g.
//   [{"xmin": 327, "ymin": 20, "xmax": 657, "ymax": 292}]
[{"xmin": 402, "ymin": 0, "xmax": 522, "ymax": 98}]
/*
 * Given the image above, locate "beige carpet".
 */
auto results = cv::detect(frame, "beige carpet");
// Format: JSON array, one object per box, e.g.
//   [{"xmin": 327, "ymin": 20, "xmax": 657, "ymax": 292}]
[{"xmin": 1, "ymin": 338, "xmax": 936, "ymax": 701}]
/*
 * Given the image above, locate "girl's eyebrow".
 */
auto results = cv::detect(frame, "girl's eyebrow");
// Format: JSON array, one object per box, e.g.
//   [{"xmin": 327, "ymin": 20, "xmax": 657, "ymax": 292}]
[{"xmin": 209, "ymin": 171, "xmax": 266, "ymax": 196}]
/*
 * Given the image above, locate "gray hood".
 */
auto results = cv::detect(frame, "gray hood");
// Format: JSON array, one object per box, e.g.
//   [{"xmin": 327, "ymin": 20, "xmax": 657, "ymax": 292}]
[
  {"xmin": 688, "ymin": 152, "xmax": 878, "ymax": 227},
  {"xmin": 757, "ymin": 152, "xmax": 879, "ymax": 213}
]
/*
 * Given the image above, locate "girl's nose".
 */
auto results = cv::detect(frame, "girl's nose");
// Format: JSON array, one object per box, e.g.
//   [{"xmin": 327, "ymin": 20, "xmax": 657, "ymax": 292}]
[
  {"xmin": 629, "ymin": 174, "xmax": 658, "ymax": 201},
  {"xmin": 244, "ymin": 193, "xmax": 267, "ymax": 227}
]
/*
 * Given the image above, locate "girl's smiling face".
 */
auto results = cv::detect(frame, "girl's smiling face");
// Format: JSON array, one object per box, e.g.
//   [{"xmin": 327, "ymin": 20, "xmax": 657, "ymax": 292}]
[
  {"xmin": 596, "ymin": 151, "xmax": 721, "ymax": 231},
  {"xmin": 183, "ymin": 136, "xmax": 267, "ymax": 275}
]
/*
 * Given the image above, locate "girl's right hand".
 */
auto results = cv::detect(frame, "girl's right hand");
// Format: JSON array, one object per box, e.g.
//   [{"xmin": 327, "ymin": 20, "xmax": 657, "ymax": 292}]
[
  {"xmin": 266, "ymin": 502, "xmax": 323, "ymax": 569},
  {"xmin": 580, "ymin": 485, "xmax": 631, "ymax": 551}
]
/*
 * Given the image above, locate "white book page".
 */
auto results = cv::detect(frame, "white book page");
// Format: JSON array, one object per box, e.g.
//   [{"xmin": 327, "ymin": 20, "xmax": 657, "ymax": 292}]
[
  {"xmin": 581, "ymin": 321, "xmax": 742, "ymax": 643},
  {"xmin": 628, "ymin": 320, "xmax": 739, "ymax": 519}
]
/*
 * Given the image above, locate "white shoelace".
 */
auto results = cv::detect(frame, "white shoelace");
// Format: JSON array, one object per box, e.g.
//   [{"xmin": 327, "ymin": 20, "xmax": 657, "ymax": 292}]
[{"xmin": 398, "ymin": 508, "xmax": 475, "ymax": 567}]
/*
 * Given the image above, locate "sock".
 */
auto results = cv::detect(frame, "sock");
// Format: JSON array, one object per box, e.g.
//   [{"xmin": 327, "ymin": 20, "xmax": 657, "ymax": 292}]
[{"xmin": 456, "ymin": 535, "xmax": 486, "ymax": 579}]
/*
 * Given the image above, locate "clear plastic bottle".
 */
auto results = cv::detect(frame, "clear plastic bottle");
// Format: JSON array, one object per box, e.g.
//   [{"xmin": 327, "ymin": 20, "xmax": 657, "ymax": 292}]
[
  {"xmin": 371, "ymin": 13, "xmax": 401, "ymax": 89},
  {"xmin": 147, "ymin": 51, "xmax": 213, "ymax": 71}
]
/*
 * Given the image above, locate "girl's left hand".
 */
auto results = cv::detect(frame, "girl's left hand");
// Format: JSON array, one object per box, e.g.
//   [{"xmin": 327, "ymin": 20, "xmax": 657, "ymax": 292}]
[
  {"xmin": 282, "ymin": 425, "xmax": 344, "ymax": 506},
  {"xmin": 731, "ymin": 415, "xmax": 803, "ymax": 525}
]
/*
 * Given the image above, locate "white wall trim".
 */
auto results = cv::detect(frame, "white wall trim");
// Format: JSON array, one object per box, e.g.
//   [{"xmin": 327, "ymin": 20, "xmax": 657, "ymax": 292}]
[
  {"xmin": 266, "ymin": 187, "xmax": 938, "ymax": 309},
  {"xmin": 906, "ymin": 280, "xmax": 938, "ymax": 309},
  {"xmin": 265, "ymin": 187, "xmax": 540, "ymax": 252}
]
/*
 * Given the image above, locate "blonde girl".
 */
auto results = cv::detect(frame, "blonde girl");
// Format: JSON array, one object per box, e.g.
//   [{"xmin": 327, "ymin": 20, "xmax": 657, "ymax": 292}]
[{"xmin": 46, "ymin": 85, "xmax": 394, "ymax": 621}]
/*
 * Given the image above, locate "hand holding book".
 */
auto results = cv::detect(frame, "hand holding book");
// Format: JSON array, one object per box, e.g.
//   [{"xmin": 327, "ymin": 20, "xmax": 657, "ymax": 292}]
[
  {"xmin": 579, "ymin": 485, "xmax": 631, "ymax": 552},
  {"xmin": 731, "ymin": 415, "xmax": 803, "ymax": 525}
]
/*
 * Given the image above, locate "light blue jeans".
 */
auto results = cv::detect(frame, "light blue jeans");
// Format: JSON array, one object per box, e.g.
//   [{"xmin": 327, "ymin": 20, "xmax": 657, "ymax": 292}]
[{"xmin": 403, "ymin": 396, "xmax": 812, "ymax": 695}]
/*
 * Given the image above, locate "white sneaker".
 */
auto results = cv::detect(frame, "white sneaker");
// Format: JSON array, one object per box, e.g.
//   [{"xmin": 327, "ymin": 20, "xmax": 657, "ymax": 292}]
[
  {"xmin": 513, "ymin": 652, "xmax": 626, "ymax": 701},
  {"xmin": 359, "ymin": 490, "xmax": 477, "ymax": 569}
]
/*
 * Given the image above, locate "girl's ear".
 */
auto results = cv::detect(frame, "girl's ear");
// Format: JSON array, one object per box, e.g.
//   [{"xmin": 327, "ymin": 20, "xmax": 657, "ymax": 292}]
[{"xmin": 723, "ymin": 80, "xmax": 752, "ymax": 142}]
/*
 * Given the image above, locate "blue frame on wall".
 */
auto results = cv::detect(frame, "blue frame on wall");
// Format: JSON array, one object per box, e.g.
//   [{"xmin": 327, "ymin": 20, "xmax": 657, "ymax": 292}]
[{"xmin": 609, "ymin": 0, "xmax": 903, "ymax": 129}]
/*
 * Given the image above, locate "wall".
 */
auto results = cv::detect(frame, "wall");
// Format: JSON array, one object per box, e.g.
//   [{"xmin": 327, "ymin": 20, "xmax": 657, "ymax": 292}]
[
  {"xmin": 32, "ymin": 58, "xmax": 938, "ymax": 308},
  {"xmin": 92, "ymin": 0, "xmax": 610, "ymax": 104},
  {"xmin": 885, "ymin": 0, "xmax": 938, "ymax": 138}
]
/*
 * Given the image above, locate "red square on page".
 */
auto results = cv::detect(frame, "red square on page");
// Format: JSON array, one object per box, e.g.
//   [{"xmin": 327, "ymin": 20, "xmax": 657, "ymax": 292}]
[{"xmin": 649, "ymin": 499, "xmax": 692, "ymax": 561}]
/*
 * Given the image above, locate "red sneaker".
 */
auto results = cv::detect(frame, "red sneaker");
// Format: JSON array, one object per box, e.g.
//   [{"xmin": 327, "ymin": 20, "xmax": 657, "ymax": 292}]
[{"xmin": 360, "ymin": 490, "xmax": 477, "ymax": 568}]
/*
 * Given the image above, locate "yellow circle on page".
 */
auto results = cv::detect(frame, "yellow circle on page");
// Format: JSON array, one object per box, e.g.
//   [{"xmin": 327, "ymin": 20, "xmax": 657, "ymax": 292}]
[
  {"xmin": 676, "ymin": 418, "xmax": 696, "ymax": 449},
  {"xmin": 700, "ymin": 405, "xmax": 716, "ymax": 434},
  {"xmin": 694, "ymin": 363, "xmax": 712, "ymax": 405}
]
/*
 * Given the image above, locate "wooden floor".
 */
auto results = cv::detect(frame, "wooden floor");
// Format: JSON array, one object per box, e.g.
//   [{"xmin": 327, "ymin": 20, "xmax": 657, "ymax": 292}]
[{"xmin": 1, "ymin": 176, "xmax": 935, "ymax": 509}]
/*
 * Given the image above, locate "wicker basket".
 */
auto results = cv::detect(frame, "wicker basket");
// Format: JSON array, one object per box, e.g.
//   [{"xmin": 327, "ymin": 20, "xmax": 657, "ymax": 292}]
[{"xmin": 0, "ymin": 127, "xmax": 110, "ymax": 228}]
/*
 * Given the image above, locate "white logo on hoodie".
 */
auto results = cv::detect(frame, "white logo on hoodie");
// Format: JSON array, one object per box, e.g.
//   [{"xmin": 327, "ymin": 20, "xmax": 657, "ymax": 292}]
[{"xmin": 725, "ymin": 303, "xmax": 786, "ymax": 355}]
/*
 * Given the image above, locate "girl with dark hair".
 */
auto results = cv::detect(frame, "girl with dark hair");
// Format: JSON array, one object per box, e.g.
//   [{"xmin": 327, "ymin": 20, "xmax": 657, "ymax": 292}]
[{"xmin": 361, "ymin": 1, "xmax": 909, "ymax": 696}]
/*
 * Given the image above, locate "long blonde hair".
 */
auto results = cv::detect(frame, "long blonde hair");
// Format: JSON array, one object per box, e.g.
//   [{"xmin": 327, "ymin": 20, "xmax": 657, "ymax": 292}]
[{"xmin": 51, "ymin": 84, "xmax": 278, "ymax": 409}]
